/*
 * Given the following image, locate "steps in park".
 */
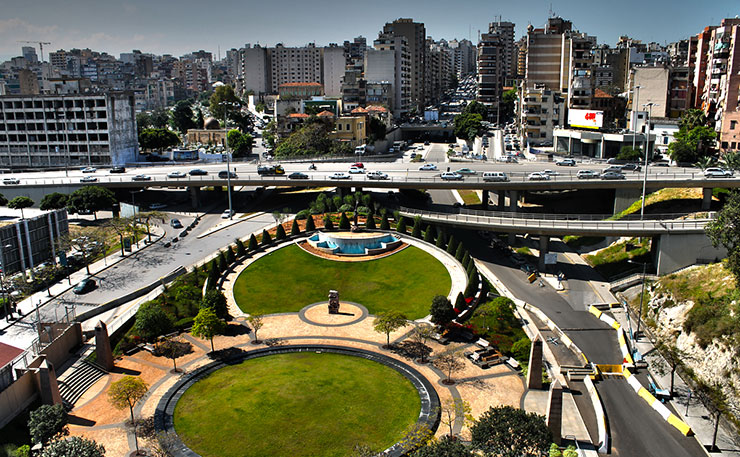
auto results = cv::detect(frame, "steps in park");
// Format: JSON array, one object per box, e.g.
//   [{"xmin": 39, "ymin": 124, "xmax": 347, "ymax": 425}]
[{"xmin": 58, "ymin": 360, "xmax": 108, "ymax": 409}]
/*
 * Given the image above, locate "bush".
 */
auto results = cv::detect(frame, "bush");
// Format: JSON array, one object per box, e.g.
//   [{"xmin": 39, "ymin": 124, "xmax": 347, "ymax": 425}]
[
  {"xmin": 465, "ymin": 272, "xmax": 479, "ymax": 297},
  {"xmin": 365, "ymin": 215, "xmax": 376, "ymax": 229},
  {"xmin": 201, "ymin": 289, "xmax": 229, "ymax": 319},
  {"xmin": 430, "ymin": 295, "xmax": 456, "ymax": 325},
  {"xmin": 396, "ymin": 216, "xmax": 407, "ymax": 234},
  {"xmin": 454, "ymin": 292, "xmax": 466, "ymax": 311},
  {"xmin": 423, "ymin": 227, "xmax": 435, "ymax": 243},
  {"xmin": 436, "ymin": 231, "xmax": 447, "ymax": 249},
  {"xmin": 235, "ymin": 239, "xmax": 246, "ymax": 257},
  {"xmin": 455, "ymin": 243, "xmax": 466, "ymax": 261},
  {"xmin": 134, "ymin": 301, "xmax": 173, "ymax": 341},
  {"xmin": 380, "ymin": 213, "xmax": 390, "ymax": 230},
  {"xmin": 248, "ymin": 234, "xmax": 259, "ymax": 251},
  {"xmin": 305, "ymin": 214, "xmax": 316, "ymax": 231},
  {"xmin": 447, "ymin": 235, "xmax": 458, "ymax": 255},
  {"xmin": 323, "ymin": 214, "xmax": 334, "ymax": 230},
  {"xmin": 511, "ymin": 337, "xmax": 531, "ymax": 362},
  {"xmin": 261, "ymin": 229, "xmax": 272, "ymax": 245},
  {"xmin": 217, "ymin": 251, "xmax": 227, "ymax": 272},
  {"xmin": 291, "ymin": 219, "xmax": 301, "ymax": 236},
  {"xmin": 275, "ymin": 224, "xmax": 287, "ymax": 240},
  {"xmin": 411, "ymin": 216, "xmax": 423, "ymax": 238},
  {"xmin": 295, "ymin": 209, "xmax": 311, "ymax": 220},
  {"xmin": 462, "ymin": 253, "xmax": 471, "ymax": 270},
  {"xmin": 339, "ymin": 212, "xmax": 351, "ymax": 230},
  {"xmin": 226, "ymin": 246, "xmax": 236, "ymax": 265}
]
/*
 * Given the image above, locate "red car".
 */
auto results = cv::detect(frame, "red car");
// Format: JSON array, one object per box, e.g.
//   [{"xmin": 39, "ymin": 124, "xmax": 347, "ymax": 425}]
[{"xmin": 352, "ymin": 162, "xmax": 364, "ymax": 169}]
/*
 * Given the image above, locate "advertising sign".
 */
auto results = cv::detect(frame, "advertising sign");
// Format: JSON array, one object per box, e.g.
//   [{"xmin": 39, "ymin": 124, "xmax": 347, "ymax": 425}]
[{"xmin": 568, "ymin": 109, "xmax": 604, "ymax": 129}]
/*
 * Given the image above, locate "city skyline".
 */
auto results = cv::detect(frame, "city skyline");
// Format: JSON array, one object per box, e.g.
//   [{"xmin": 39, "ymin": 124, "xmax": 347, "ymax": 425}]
[{"xmin": 0, "ymin": 0, "xmax": 737, "ymax": 62}]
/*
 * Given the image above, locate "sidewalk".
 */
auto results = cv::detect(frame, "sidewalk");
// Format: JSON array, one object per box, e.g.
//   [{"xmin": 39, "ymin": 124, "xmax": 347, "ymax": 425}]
[
  {"xmin": 609, "ymin": 305, "xmax": 740, "ymax": 456},
  {"xmin": 0, "ymin": 227, "xmax": 164, "ymax": 335}
]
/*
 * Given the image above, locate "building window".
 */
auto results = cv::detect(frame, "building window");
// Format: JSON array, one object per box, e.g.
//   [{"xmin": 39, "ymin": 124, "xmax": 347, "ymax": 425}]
[
  {"xmin": 732, "ymin": 120, "xmax": 738, "ymax": 130},
  {"xmin": 733, "ymin": 142, "xmax": 737, "ymax": 149}
]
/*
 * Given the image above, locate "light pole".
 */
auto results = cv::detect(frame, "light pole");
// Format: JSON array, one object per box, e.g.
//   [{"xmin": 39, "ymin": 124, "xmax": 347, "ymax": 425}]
[
  {"xmin": 56, "ymin": 109, "xmax": 70, "ymax": 177},
  {"xmin": 129, "ymin": 190, "xmax": 143, "ymax": 248},
  {"xmin": 219, "ymin": 101, "xmax": 239, "ymax": 220},
  {"xmin": 628, "ymin": 259, "xmax": 648, "ymax": 339},
  {"xmin": 631, "ymin": 85, "xmax": 641, "ymax": 154},
  {"xmin": 640, "ymin": 102, "xmax": 657, "ymax": 219}
]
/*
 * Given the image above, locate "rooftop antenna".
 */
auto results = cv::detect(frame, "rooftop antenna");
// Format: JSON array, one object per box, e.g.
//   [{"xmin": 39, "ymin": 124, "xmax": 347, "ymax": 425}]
[{"xmin": 549, "ymin": 3, "xmax": 555, "ymax": 18}]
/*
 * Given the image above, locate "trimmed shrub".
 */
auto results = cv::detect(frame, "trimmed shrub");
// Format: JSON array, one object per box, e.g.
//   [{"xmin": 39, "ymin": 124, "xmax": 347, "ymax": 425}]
[
  {"xmin": 295, "ymin": 209, "xmax": 310, "ymax": 220},
  {"xmin": 207, "ymin": 262, "xmax": 219, "ymax": 290},
  {"xmin": 423, "ymin": 227, "xmax": 435, "ymax": 243},
  {"xmin": 217, "ymin": 251, "xmax": 227, "ymax": 272},
  {"xmin": 134, "ymin": 301, "xmax": 173, "ymax": 341},
  {"xmin": 261, "ymin": 229, "xmax": 272, "ymax": 245},
  {"xmin": 455, "ymin": 243, "xmax": 465, "ymax": 261},
  {"xmin": 291, "ymin": 219, "xmax": 301, "ymax": 236},
  {"xmin": 436, "ymin": 231, "xmax": 447, "ymax": 249},
  {"xmin": 305, "ymin": 214, "xmax": 316, "ymax": 231},
  {"xmin": 201, "ymin": 289, "xmax": 229, "ymax": 319},
  {"xmin": 430, "ymin": 295, "xmax": 456, "ymax": 325},
  {"xmin": 462, "ymin": 253, "xmax": 471, "ymax": 270},
  {"xmin": 323, "ymin": 214, "xmax": 334, "ymax": 230},
  {"xmin": 235, "ymin": 239, "xmax": 246, "ymax": 257},
  {"xmin": 275, "ymin": 224, "xmax": 287, "ymax": 240},
  {"xmin": 226, "ymin": 246, "xmax": 236, "ymax": 265},
  {"xmin": 248, "ymin": 234, "xmax": 258, "ymax": 251},
  {"xmin": 396, "ymin": 216, "xmax": 407, "ymax": 234},
  {"xmin": 454, "ymin": 292, "xmax": 467, "ymax": 311},
  {"xmin": 365, "ymin": 215, "xmax": 376, "ymax": 229},
  {"xmin": 339, "ymin": 212, "xmax": 351, "ymax": 230},
  {"xmin": 447, "ymin": 235, "xmax": 458, "ymax": 255},
  {"xmin": 465, "ymin": 272, "xmax": 479, "ymax": 297},
  {"xmin": 380, "ymin": 213, "xmax": 390, "ymax": 230},
  {"xmin": 411, "ymin": 216, "xmax": 423, "ymax": 238}
]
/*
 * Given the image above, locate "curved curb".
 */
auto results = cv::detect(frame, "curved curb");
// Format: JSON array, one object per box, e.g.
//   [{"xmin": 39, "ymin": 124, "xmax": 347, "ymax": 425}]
[
  {"xmin": 153, "ymin": 344, "xmax": 441, "ymax": 457},
  {"xmin": 297, "ymin": 301, "xmax": 369, "ymax": 327},
  {"xmin": 588, "ymin": 305, "xmax": 633, "ymax": 366}
]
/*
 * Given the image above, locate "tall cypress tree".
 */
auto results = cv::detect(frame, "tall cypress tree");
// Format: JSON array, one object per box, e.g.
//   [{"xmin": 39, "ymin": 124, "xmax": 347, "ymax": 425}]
[
  {"xmin": 339, "ymin": 212, "xmax": 351, "ymax": 230},
  {"xmin": 291, "ymin": 219, "xmax": 301, "ymax": 236},
  {"xmin": 436, "ymin": 231, "xmax": 447, "ymax": 249},
  {"xmin": 397, "ymin": 216, "xmax": 407, "ymax": 234},
  {"xmin": 411, "ymin": 216, "xmax": 423, "ymax": 238},
  {"xmin": 380, "ymin": 213, "xmax": 390, "ymax": 230},
  {"xmin": 365, "ymin": 215, "xmax": 376, "ymax": 229},
  {"xmin": 275, "ymin": 224, "xmax": 286, "ymax": 240},
  {"xmin": 248, "ymin": 233, "xmax": 258, "ymax": 251},
  {"xmin": 323, "ymin": 214, "xmax": 334, "ymax": 230},
  {"xmin": 447, "ymin": 235, "xmax": 458, "ymax": 255},
  {"xmin": 261, "ymin": 229, "xmax": 272, "ymax": 245},
  {"xmin": 305, "ymin": 215, "xmax": 316, "ymax": 232}
]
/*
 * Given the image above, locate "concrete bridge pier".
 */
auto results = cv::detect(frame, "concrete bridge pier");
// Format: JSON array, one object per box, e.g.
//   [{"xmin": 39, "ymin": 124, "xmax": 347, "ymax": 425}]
[
  {"xmin": 614, "ymin": 188, "xmax": 642, "ymax": 214},
  {"xmin": 497, "ymin": 190, "xmax": 506, "ymax": 210},
  {"xmin": 482, "ymin": 190, "xmax": 489, "ymax": 210},
  {"xmin": 188, "ymin": 186, "xmax": 201, "ymax": 209},
  {"xmin": 538, "ymin": 235, "xmax": 550, "ymax": 270},
  {"xmin": 508, "ymin": 190, "xmax": 519, "ymax": 212},
  {"xmin": 702, "ymin": 188, "xmax": 713, "ymax": 211},
  {"xmin": 653, "ymin": 232, "xmax": 727, "ymax": 275}
]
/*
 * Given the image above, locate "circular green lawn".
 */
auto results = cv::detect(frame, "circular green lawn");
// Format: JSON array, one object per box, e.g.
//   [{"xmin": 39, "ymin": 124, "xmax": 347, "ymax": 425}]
[
  {"xmin": 173, "ymin": 352, "xmax": 421, "ymax": 457},
  {"xmin": 233, "ymin": 243, "xmax": 451, "ymax": 318}
]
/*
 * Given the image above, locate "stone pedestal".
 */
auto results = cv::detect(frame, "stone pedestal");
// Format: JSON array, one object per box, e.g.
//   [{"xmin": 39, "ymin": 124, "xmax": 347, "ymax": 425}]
[
  {"xmin": 546, "ymin": 380, "xmax": 564, "ymax": 445},
  {"xmin": 527, "ymin": 336, "xmax": 543, "ymax": 389},
  {"xmin": 37, "ymin": 357, "xmax": 62, "ymax": 406},
  {"xmin": 95, "ymin": 321, "xmax": 114, "ymax": 371},
  {"xmin": 328, "ymin": 290, "xmax": 340, "ymax": 314}
]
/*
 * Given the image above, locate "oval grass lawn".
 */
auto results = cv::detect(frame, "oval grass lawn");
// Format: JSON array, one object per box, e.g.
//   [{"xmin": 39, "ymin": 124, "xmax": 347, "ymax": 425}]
[
  {"xmin": 233, "ymin": 243, "xmax": 451, "ymax": 318},
  {"xmin": 173, "ymin": 352, "xmax": 421, "ymax": 457}
]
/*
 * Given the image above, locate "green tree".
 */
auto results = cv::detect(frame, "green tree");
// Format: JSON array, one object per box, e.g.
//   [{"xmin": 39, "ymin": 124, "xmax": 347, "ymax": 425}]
[
  {"xmin": 668, "ymin": 109, "xmax": 717, "ymax": 164},
  {"xmin": 201, "ymin": 289, "xmax": 228, "ymax": 319},
  {"xmin": 248, "ymin": 233, "xmax": 259, "ymax": 251},
  {"xmin": 261, "ymin": 229, "xmax": 272, "ymax": 245},
  {"xmin": 447, "ymin": 235, "xmax": 458, "ymax": 255},
  {"xmin": 430, "ymin": 295, "xmax": 456, "ymax": 325},
  {"xmin": 195, "ymin": 107, "xmax": 205, "ymax": 129},
  {"xmin": 170, "ymin": 100, "xmax": 196, "ymax": 134},
  {"xmin": 275, "ymin": 122, "xmax": 335, "ymax": 157},
  {"xmin": 339, "ymin": 212, "xmax": 351, "ymax": 230},
  {"xmin": 305, "ymin": 215, "xmax": 316, "ymax": 231},
  {"xmin": 209, "ymin": 85, "xmax": 241, "ymax": 121},
  {"xmin": 291, "ymin": 219, "xmax": 301, "ymax": 236},
  {"xmin": 436, "ymin": 231, "xmax": 447, "ymax": 249},
  {"xmin": 155, "ymin": 337, "xmax": 192, "ymax": 373},
  {"xmin": 372, "ymin": 310, "xmax": 408, "ymax": 348},
  {"xmin": 67, "ymin": 186, "xmax": 116, "ymax": 220},
  {"xmin": 108, "ymin": 376, "xmax": 148, "ymax": 452},
  {"xmin": 471, "ymin": 405, "xmax": 552, "ymax": 457},
  {"xmin": 367, "ymin": 116, "xmax": 387, "ymax": 143},
  {"xmin": 469, "ymin": 297, "xmax": 519, "ymax": 336},
  {"xmin": 501, "ymin": 88, "xmax": 518, "ymax": 121},
  {"xmin": 149, "ymin": 109, "xmax": 169, "ymax": 129},
  {"xmin": 323, "ymin": 214, "xmax": 334, "ymax": 230},
  {"xmin": 138, "ymin": 128, "xmax": 179, "ymax": 152},
  {"xmin": 365, "ymin": 215, "xmax": 376, "ymax": 229},
  {"xmin": 706, "ymin": 191, "xmax": 740, "ymax": 285},
  {"xmin": 396, "ymin": 216, "xmax": 407, "ymax": 234},
  {"xmin": 0, "ymin": 193, "xmax": 7, "ymax": 206},
  {"xmin": 247, "ymin": 314, "xmax": 264, "ymax": 343},
  {"xmin": 423, "ymin": 227, "xmax": 435, "ymax": 243},
  {"xmin": 235, "ymin": 238, "xmax": 246, "ymax": 256},
  {"xmin": 192, "ymin": 306, "xmax": 226, "ymax": 352},
  {"xmin": 28, "ymin": 404, "xmax": 68, "ymax": 446},
  {"xmin": 454, "ymin": 112, "xmax": 483, "ymax": 141},
  {"xmin": 412, "ymin": 435, "xmax": 474, "ymax": 457},
  {"xmin": 227, "ymin": 245, "xmax": 237, "ymax": 265},
  {"xmin": 227, "ymin": 129, "xmax": 254, "ymax": 157},
  {"xmin": 40, "ymin": 437, "xmax": 105, "ymax": 457},
  {"xmin": 410, "ymin": 324, "xmax": 436, "ymax": 363},
  {"xmin": 380, "ymin": 213, "xmax": 390, "ymax": 230},
  {"xmin": 40, "ymin": 192, "xmax": 68, "ymax": 211},
  {"xmin": 463, "ymin": 101, "xmax": 489, "ymax": 118},
  {"xmin": 616, "ymin": 146, "xmax": 642, "ymax": 161},
  {"xmin": 8, "ymin": 196, "xmax": 33, "ymax": 219},
  {"xmin": 217, "ymin": 251, "xmax": 227, "ymax": 272},
  {"xmin": 434, "ymin": 349, "xmax": 466, "ymax": 384},
  {"xmin": 134, "ymin": 301, "xmax": 173, "ymax": 341},
  {"xmin": 206, "ymin": 260, "xmax": 219, "ymax": 290},
  {"xmin": 412, "ymin": 216, "xmax": 423, "ymax": 238},
  {"xmin": 136, "ymin": 112, "xmax": 152, "ymax": 135}
]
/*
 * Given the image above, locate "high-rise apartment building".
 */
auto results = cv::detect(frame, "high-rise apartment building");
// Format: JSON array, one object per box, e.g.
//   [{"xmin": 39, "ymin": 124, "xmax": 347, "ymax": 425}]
[
  {"xmin": 425, "ymin": 39, "xmax": 453, "ymax": 105},
  {"xmin": 524, "ymin": 17, "xmax": 573, "ymax": 91},
  {"xmin": 476, "ymin": 31, "xmax": 505, "ymax": 116},
  {"xmin": 344, "ymin": 37, "xmax": 367, "ymax": 72},
  {"xmin": 21, "ymin": 47, "xmax": 38, "ymax": 64},
  {"xmin": 382, "ymin": 18, "xmax": 425, "ymax": 109},
  {"xmin": 488, "ymin": 20, "xmax": 516, "ymax": 81},
  {"xmin": 366, "ymin": 34, "xmax": 410, "ymax": 116},
  {"xmin": 0, "ymin": 92, "xmax": 137, "ymax": 167},
  {"xmin": 448, "ymin": 39, "xmax": 476, "ymax": 77},
  {"xmin": 322, "ymin": 45, "xmax": 345, "ymax": 97}
]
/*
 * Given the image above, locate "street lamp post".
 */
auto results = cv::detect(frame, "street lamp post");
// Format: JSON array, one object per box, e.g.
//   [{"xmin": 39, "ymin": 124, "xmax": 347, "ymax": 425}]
[
  {"xmin": 631, "ymin": 85, "xmax": 641, "ymax": 153},
  {"xmin": 628, "ymin": 259, "xmax": 648, "ymax": 339},
  {"xmin": 219, "ymin": 101, "xmax": 238, "ymax": 220},
  {"xmin": 640, "ymin": 102, "xmax": 657, "ymax": 219}
]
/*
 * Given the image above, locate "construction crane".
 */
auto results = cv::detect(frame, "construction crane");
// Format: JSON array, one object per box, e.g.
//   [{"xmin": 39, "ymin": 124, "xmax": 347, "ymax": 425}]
[{"xmin": 16, "ymin": 41, "xmax": 51, "ymax": 62}]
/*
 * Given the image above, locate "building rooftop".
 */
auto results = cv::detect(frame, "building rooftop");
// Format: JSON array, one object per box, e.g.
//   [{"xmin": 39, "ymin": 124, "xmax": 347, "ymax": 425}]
[
  {"xmin": 287, "ymin": 113, "xmax": 309, "ymax": 119},
  {"xmin": 317, "ymin": 110, "xmax": 335, "ymax": 117},
  {"xmin": 0, "ymin": 342, "xmax": 23, "ymax": 369},
  {"xmin": 366, "ymin": 105, "xmax": 388, "ymax": 113},
  {"xmin": 350, "ymin": 107, "xmax": 368, "ymax": 114},
  {"xmin": 593, "ymin": 88, "xmax": 613, "ymax": 99},
  {"xmin": 279, "ymin": 82, "xmax": 323, "ymax": 88}
]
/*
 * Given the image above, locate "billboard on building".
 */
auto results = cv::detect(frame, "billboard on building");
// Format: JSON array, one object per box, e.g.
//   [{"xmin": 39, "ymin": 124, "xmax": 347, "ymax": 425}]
[{"xmin": 568, "ymin": 109, "xmax": 604, "ymax": 129}]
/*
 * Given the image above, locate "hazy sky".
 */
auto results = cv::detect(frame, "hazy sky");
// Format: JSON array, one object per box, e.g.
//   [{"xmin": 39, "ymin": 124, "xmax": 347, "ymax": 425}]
[{"xmin": 1, "ymin": 0, "xmax": 738, "ymax": 61}]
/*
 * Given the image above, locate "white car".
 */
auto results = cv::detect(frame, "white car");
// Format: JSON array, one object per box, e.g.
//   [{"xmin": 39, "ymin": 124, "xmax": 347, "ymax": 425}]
[
  {"xmin": 221, "ymin": 209, "xmax": 235, "ymax": 219},
  {"xmin": 81, "ymin": 167, "xmax": 97, "ymax": 173},
  {"xmin": 440, "ymin": 172, "xmax": 463, "ymax": 181},
  {"xmin": 348, "ymin": 166, "xmax": 365, "ymax": 174},
  {"xmin": 528, "ymin": 172, "xmax": 550, "ymax": 181},
  {"xmin": 542, "ymin": 169, "xmax": 559, "ymax": 176},
  {"xmin": 168, "ymin": 171, "xmax": 186, "ymax": 178},
  {"xmin": 417, "ymin": 145, "xmax": 425, "ymax": 150},
  {"xmin": 80, "ymin": 176, "xmax": 98, "ymax": 183},
  {"xmin": 329, "ymin": 172, "xmax": 350, "ymax": 180},
  {"xmin": 704, "ymin": 167, "xmax": 734, "ymax": 178},
  {"xmin": 419, "ymin": 163, "xmax": 438, "ymax": 171},
  {"xmin": 577, "ymin": 170, "xmax": 599, "ymax": 179},
  {"xmin": 367, "ymin": 171, "xmax": 389, "ymax": 180}
]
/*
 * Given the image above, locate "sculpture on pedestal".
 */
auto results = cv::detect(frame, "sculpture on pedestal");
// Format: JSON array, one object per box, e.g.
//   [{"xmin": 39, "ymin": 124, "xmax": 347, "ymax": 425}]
[{"xmin": 328, "ymin": 290, "xmax": 340, "ymax": 314}]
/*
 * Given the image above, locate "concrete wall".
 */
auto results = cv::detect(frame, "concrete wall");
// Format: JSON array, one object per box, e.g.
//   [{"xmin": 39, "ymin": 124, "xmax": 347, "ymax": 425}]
[
  {"xmin": 653, "ymin": 233, "xmax": 727, "ymax": 275},
  {"xmin": 613, "ymin": 188, "xmax": 642, "ymax": 214},
  {"xmin": 40, "ymin": 323, "xmax": 82, "ymax": 370},
  {"xmin": 0, "ymin": 371, "xmax": 37, "ymax": 429}
]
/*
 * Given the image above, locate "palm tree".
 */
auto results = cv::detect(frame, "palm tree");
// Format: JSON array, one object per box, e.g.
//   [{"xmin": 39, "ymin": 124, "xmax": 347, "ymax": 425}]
[{"xmin": 695, "ymin": 156, "xmax": 717, "ymax": 170}]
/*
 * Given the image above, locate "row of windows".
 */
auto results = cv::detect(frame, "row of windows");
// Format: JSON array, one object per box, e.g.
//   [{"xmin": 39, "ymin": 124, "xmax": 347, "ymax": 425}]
[
  {"xmin": 0, "ymin": 133, "xmax": 109, "ymax": 143},
  {"xmin": 1, "ymin": 122, "xmax": 108, "ymax": 132},
  {"xmin": 0, "ymin": 145, "xmax": 110, "ymax": 154},
  {"xmin": 0, "ymin": 111, "xmax": 105, "ymax": 121}
]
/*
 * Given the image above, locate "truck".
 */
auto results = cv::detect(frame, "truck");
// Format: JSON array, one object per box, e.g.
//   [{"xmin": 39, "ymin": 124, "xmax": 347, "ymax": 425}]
[{"xmin": 257, "ymin": 165, "xmax": 285, "ymax": 176}]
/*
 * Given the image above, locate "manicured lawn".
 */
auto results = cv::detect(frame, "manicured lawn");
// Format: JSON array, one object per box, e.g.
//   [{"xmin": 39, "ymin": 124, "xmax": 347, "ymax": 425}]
[
  {"xmin": 233, "ymin": 244, "xmax": 451, "ymax": 318},
  {"xmin": 174, "ymin": 352, "xmax": 421, "ymax": 457}
]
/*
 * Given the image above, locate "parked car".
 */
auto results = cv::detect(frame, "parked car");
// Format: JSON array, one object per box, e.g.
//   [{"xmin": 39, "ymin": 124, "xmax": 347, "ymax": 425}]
[
  {"xmin": 367, "ymin": 171, "xmax": 389, "ymax": 180},
  {"xmin": 348, "ymin": 166, "xmax": 365, "ymax": 174},
  {"xmin": 527, "ymin": 172, "xmax": 550, "ymax": 181},
  {"xmin": 704, "ymin": 167, "xmax": 733, "ymax": 178},
  {"xmin": 288, "ymin": 172, "xmax": 309, "ymax": 179},
  {"xmin": 109, "ymin": 166, "xmax": 126, "ymax": 173},
  {"xmin": 441, "ymin": 172, "xmax": 463, "ymax": 181},
  {"xmin": 419, "ymin": 163, "xmax": 438, "ymax": 171},
  {"xmin": 168, "ymin": 171, "xmax": 186, "ymax": 178},
  {"xmin": 221, "ymin": 209, "xmax": 235, "ymax": 219},
  {"xmin": 81, "ymin": 167, "xmax": 97, "ymax": 173},
  {"xmin": 73, "ymin": 278, "xmax": 96, "ymax": 294},
  {"xmin": 2, "ymin": 178, "xmax": 20, "ymax": 185},
  {"xmin": 80, "ymin": 176, "xmax": 98, "ymax": 183},
  {"xmin": 218, "ymin": 170, "xmax": 238, "ymax": 179},
  {"xmin": 577, "ymin": 170, "xmax": 599, "ymax": 179},
  {"xmin": 424, "ymin": 141, "xmax": 430, "ymax": 145},
  {"xmin": 455, "ymin": 168, "xmax": 476, "ymax": 175},
  {"xmin": 170, "ymin": 219, "xmax": 183, "ymax": 229},
  {"xmin": 555, "ymin": 158, "xmax": 576, "ymax": 166},
  {"xmin": 600, "ymin": 171, "xmax": 626, "ymax": 180},
  {"xmin": 189, "ymin": 168, "xmax": 208, "ymax": 176},
  {"xmin": 329, "ymin": 172, "xmax": 350, "ymax": 180},
  {"xmin": 132, "ymin": 174, "xmax": 151, "ymax": 181}
]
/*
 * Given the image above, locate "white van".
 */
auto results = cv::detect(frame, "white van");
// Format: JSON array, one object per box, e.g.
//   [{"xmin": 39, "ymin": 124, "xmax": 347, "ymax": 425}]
[
  {"xmin": 483, "ymin": 171, "xmax": 509, "ymax": 182},
  {"xmin": 355, "ymin": 144, "xmax": 366, "ymax": 155}
]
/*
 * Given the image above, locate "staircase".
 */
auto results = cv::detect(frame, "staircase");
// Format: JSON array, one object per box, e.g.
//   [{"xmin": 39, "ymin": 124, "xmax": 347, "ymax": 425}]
[{"xmin": 58, "ymin": 360, "xmax": 108, "ymax": 409}]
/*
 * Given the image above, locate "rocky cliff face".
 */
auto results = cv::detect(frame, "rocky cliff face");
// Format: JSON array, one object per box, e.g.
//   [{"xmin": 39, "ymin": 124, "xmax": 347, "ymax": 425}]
[{"xmin": 645, "ymin": 290, "xmax": 740, "ymax": 412}]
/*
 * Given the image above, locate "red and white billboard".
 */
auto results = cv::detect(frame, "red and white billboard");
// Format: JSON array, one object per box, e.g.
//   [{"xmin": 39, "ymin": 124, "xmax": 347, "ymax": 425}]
[{"xmin": 568, "ymin": 109, "xmax": 604, "ymax": 129}]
